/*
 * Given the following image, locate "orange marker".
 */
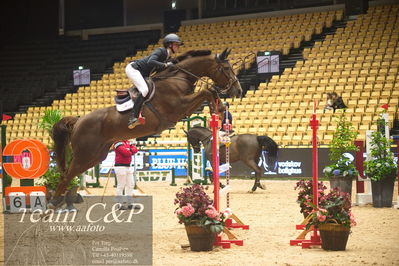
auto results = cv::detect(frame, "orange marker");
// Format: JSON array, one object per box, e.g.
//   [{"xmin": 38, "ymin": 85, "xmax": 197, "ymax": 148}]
[{"xmin": 3, "ymin": 139, "xmax": 49, "ymax": 179}]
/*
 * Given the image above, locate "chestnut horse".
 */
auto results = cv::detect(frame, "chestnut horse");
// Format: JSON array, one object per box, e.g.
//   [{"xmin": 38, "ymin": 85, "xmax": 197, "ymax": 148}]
[
  {"xmin": 186, "ymin": 126, "xmax": 278, "ymax": 192},
  {"xmin": 49, "ymin": 49, "xmax": 242, "ymax": 208}
]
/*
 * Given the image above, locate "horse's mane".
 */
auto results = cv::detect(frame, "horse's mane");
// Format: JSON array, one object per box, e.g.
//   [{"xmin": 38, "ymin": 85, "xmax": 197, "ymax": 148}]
[
  {"xmin": 172, "ymin": 50, "xmax": 212, "ymax": 64},
  {"xmin": 153, "ymin": 50, "xmax": 212, "ymax": 78}
]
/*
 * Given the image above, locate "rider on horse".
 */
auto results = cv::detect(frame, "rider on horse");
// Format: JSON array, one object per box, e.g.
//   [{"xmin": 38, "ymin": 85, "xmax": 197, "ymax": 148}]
[{"xmin": 125, "ymin": 33, "xmax": 183, "ymax": 128}]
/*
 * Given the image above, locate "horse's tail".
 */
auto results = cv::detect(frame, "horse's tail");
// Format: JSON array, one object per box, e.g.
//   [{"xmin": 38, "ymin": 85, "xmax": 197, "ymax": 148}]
[
  {"xmin": 52, "ymin": 116, "xmax": 79, "ymax": 174},
  {"xmin": 257, "ymin": 136, "xmax": 278, "ymax": 156},
  {"xmin": 257, "ymin": 136, "xmax": 279, "ymax": 170}
]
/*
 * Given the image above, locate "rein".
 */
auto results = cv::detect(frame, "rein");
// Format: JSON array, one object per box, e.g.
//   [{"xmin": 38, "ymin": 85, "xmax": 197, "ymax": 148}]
[
  {"xmin": 152, "ymin": 76, "xmax": 192, "ymax": 82},
  {"xmin": 175, "ymin": 64, "xmax": 215, "ymax": 88},
  {"xmin": 200, "ymin": 132, "xmax": 213, "ymax": 144},
  {"xmin": 216, "ymin": 64, "xmax": 239, "ymax": 95},
  {"xmin": 191, "ymin": 131, "xmax": 212, "ymax": 151},
  {"xmin": 157, "ymin": 62, "xmax": 238, "ymax": 95}
]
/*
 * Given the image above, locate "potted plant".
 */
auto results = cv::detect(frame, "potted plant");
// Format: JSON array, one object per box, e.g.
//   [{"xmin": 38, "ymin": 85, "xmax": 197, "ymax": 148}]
[
  {"xmin": 323, "ymin": 111, "xmax": 358, "ymax": 195},
  {"xmin": 294, "ymin": 179, "xmax": 327, "ymax": 218},
  {"xmin": 364, "ymin": 109, "xmax": 397, "ymax": 208},
  {"xmin": 174, "ymin": 184, "xmax": 226, "ymax": 251},
  {"xmin": 307, "ymin": 188, "xmax": 357, "ymax": 251}
]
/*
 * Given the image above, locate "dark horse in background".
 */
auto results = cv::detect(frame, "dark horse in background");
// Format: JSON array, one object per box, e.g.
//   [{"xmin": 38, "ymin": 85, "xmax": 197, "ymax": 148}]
[
  {"xmin": 49, "ymin": 49, "xmax": 242, "ymax": 208},
  {"xmin": 186, "ymin": 126, "xmax": 279, "ymax": 192}
]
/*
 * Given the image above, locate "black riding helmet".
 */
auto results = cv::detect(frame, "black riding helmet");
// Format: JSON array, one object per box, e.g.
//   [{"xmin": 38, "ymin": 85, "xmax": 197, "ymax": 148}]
[{"xmin": 163, "ymin": 33, "xmax": 183, "ymax": 47}]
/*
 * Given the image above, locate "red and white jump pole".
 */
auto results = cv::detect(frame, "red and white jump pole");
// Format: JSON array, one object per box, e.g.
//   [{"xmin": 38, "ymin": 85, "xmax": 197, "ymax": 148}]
[
  {"xmin": 210, "ymin": 112, "xmax": 220, "ymax": 211},
  {"xmin": 290, "ymin": 100, "xmax": 321, "ymax": 248},
  {"xmin": 222, "ymin": 105, "xmax": 249, "ymax": 230},
  {"xmin": 210, "ymin": 110, "xmax": 244, "ymax": 248}
]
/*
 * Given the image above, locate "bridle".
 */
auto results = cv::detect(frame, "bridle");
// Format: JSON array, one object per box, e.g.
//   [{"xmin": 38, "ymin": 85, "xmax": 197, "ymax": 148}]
[
  {"xmin": 214, "ymin": 61, "xmax": 240, "ymax": 95},
  {"xmin": 189, "ymin": 131, "xmax": 213, "ymax": 152},
  {"xmin": 162, "ymin": 60, "xmax": 238, "ymax": 96}
]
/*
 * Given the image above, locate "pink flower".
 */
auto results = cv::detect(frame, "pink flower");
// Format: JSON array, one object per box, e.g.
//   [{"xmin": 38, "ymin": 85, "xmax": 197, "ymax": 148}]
[
  {"xmin": 205, "ymin": 209, "xmax": 218, "ymax": 219},
  {"xmin": 317, "ymin": 211, "xmax": 326, "ymax": 222},
  {"xmin": 205, "ymin": 206, "xmax": 220, "ymax": 219},
  {"xmin": 350, "ymin": 212, "xmax": 357, "ymax": 227},
  {"xmin": 181, "ymin": 204, "xmax": 194, "ymax": 217}
]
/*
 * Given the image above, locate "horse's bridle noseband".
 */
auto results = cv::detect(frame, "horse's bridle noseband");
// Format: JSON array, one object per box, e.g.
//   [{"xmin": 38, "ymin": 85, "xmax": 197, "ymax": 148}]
[
  {"xmin": 215, "ymin": 63, "xmax": 239, "ymax": 95},
  {"xmin": 190, "ymin": 133, "xmax": 212, "ymax": 151}
]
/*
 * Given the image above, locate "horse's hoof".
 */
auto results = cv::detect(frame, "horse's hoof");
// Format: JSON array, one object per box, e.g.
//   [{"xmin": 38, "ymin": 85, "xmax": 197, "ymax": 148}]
[
  {"xmin": 248, "ymin": 190, "xmax": 255, "ymax": 193},
  {"xmin": 48, "ymin": 196, "xmax": 64, "ymax": 209}
]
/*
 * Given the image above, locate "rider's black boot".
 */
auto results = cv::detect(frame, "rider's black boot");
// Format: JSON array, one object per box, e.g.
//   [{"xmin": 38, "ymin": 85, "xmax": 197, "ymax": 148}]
[{"xmin": 128, "ymin": 94, "xmax": 145, "ymax": 129}]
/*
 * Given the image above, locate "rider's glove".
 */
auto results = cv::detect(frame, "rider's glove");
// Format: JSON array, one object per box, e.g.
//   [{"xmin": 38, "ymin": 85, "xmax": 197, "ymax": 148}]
[{"xmin": 165, "ymin": 62, "xmax": 174, "ymax": 68}]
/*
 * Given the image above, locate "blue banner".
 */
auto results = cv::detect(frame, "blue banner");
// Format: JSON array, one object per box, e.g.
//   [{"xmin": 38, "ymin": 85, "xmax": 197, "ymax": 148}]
[{"xmin": 149, "ymin": 149, "xmax": 187, "ymax": 176}]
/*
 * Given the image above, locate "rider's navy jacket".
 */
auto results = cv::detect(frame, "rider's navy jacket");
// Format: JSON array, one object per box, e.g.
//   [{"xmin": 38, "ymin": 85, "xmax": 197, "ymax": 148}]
[{"xmin": 130, "ymin": 47, "xmax": 169, "ymax": 77}]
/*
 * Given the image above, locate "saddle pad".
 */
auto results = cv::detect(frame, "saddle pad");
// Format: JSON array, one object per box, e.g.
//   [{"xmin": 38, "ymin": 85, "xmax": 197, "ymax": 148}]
[{"xmin": 115, "ymin": 95, "xmax": 134, "ymax": 112}]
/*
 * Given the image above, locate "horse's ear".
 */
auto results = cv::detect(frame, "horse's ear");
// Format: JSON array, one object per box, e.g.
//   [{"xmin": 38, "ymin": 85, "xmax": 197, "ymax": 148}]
[{"xmin": 218, "ymin": 48, "xmax": 228, "ymax": 61}]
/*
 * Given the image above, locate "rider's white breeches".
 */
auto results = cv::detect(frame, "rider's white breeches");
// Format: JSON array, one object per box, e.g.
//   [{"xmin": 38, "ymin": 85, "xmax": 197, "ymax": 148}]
[
  {"xmin": 115, "ymin": 166, "xmax": 135, "ymax": 203},
  {"xmin": 125, "ymin": 64, "xmax": 149, "ymax": 97}
]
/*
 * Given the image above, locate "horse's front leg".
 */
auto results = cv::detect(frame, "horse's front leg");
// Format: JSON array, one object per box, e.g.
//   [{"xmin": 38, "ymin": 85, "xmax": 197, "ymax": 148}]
[
  {"xmin": 204, "ymin": 87, "xmax": 222, "ymax": 114},
  {"xmin": 180, "ymin": 88, "xmax": 218, "ymax": 116}
]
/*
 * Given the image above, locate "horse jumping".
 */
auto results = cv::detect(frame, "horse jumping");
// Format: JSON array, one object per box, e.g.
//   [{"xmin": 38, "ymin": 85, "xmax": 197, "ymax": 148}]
[
  {"xmin": 186, "ymin": 126, "xmax": 278, "ymax": 192},
  {"xmin": 49, "ymin": 49, "xmax": 242, "ymax": 208}
]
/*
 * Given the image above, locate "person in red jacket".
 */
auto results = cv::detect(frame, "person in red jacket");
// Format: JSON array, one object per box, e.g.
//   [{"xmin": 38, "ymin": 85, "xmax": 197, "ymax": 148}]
[{"xmin": 114, "ymin": 140, "xmax": 138, "ymax": 210}]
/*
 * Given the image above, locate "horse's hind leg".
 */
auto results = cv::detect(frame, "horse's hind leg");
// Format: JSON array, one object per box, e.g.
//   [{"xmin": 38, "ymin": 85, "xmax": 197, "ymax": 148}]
[
  {"xmin": 245, "ymin": 159, "xmax": 265, "ymax": 192},
  {"xmin": 48, "ymin": 145, "xmax": 111, "ymax": 209},
  {"xmin": 48, "ymin": 157, "xmax": 92, "ymax": 208}
]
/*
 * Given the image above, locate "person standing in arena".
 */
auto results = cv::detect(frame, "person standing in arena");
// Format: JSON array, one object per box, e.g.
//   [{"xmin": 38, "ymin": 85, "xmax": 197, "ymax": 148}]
[
  {"xmin": 125, "ymin": 33, "xmax": 183, "ymax": 128},
  {"xmin": 114, "ymin": 139, "xmax": 138, "ymax": 210},
  {"xmin": 219, "ymin": 101, "xmax": 233, "ymax": 137}
]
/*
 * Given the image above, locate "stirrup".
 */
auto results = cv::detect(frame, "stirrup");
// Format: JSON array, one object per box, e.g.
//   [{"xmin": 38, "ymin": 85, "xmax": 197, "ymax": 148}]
[{"xmin": 128, "ymin": 112, "xmax": 145, "ymax": 129}]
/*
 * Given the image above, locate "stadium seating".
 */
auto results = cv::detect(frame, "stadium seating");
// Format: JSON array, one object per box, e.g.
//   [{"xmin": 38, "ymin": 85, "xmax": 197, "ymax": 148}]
[{"xmin": 2, "ymin": 4, "xmax": 398, "ymax": 149}]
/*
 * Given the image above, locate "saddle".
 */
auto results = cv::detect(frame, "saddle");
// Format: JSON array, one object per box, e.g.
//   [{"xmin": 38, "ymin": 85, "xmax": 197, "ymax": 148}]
[{"xmin": 114, "ymin": 79, "xmax": 156, "ymax": 112}]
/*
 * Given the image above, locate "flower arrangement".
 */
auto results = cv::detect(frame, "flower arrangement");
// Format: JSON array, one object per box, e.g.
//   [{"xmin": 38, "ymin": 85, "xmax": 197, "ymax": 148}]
[
  {"xmin": 323, "ymin": 111, "xmax": 358, "ymax": 178},
  {"xmin": 306, "ymin": 188, "xmax": 356, "ymax": 229},
  {"xmin": 294, "ymin": 179, "xmax": 327, "ymax": 217},
  {"xmin": 323, "ymin": 157, "xmax": 358, "ymax": 178},
  {"xmin": 174, "ymin": 184, "xmax": 226, "ymax": 233},
  {"xmin": 364, "ymin": 109, "xmax": 397, "ymax": 181}
]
